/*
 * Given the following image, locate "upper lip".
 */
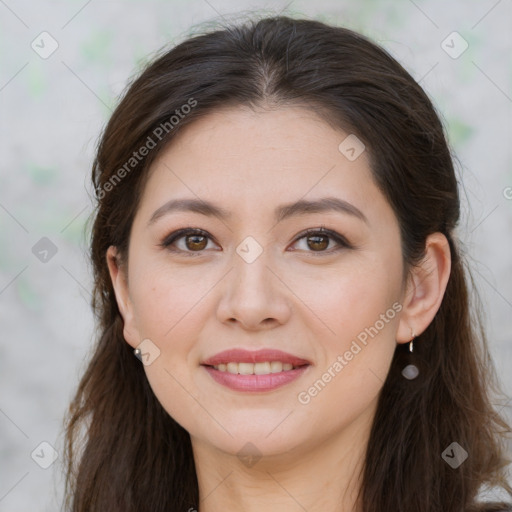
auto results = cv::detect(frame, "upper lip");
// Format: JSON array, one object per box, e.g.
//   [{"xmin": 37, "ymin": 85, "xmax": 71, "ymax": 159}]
[{"xmin": 202, "ymin": 348, "xmax": 311, "ymax": 366}]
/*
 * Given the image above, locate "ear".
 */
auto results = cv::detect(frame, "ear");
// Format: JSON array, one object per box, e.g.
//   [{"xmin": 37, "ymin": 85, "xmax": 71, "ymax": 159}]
[
  {"xmin": 106, "ymin": 245, "xmax": 141, "ymax": 349},
  {"xmin": 396, "ymin": 232, "xmax": 452, "ymax": 344}
]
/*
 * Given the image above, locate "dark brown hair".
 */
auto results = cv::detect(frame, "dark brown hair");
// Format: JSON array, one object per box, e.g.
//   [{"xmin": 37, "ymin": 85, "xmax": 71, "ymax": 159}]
[{"xmin": 60, "ymin": 14, "xmax": 512, "ymax": 512}]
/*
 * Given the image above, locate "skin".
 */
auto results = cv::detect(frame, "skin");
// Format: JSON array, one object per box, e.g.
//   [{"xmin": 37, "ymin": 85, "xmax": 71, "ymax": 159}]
[{"xmin": 107, "ymin": 105, "xmax": 451, "ymax": 512}]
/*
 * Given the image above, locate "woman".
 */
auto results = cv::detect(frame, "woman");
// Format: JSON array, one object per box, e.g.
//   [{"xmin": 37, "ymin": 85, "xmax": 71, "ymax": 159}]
[{"xmin": 61, "ymin": 14, "xmax": 512, "ymax": 512}]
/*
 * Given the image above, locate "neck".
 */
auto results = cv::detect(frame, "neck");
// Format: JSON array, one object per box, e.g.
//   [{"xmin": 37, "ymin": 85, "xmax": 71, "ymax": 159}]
[{"xmin": 191, "ymin": 399, "xmax": 376, "ymax": 512}]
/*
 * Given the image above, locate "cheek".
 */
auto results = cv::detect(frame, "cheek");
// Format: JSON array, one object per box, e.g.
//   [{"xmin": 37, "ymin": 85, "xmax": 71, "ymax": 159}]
[
  {"xmin": 295, "ymin": 272, "xmax": 400, "ymax": 430},
  {"xmin": 291, "ymin": 257, "xmax": 400, "ymax": 340},
  {"xmin": 129, "ymin": 266, "xmax": 212, "ymax": 433},
  {"xmin": 129, "ymin": 257, "xmax": 212, "ymax": 343},
  {"xmin": 297, "ymin": 256, "xmax": 402, "ymax": 387}
]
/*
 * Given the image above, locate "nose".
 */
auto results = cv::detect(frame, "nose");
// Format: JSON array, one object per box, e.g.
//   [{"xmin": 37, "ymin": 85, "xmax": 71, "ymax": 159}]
[{"xmin": 215, "ymin": 247, "xmax": 292, "ymax": 331}]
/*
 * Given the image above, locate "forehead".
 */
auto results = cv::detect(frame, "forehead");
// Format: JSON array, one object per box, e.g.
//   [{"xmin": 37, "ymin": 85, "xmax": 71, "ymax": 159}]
[
  {"xmin": 164, "ymin": 104, "xmax": 349, "ymax": 164},
  {"xmin": 137, "ymin": 105, "xmax": 392, "ymax": 229}
]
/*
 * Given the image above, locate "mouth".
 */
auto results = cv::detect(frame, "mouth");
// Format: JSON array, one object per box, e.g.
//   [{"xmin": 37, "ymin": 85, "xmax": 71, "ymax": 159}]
[
  {"xmin": 201, "ymin": 364, "xmax": 310, "ymax": 392},
  {"xmin": 201, "ymin": 347, "xmax": 311, "ymax": 368},
  {"xmin": 204, "ymin": 361, "xmax": 309, "ymax": 375},
  {"xmin": 200, "ymin": 348, "xmax": 311, "ymax": 391}
]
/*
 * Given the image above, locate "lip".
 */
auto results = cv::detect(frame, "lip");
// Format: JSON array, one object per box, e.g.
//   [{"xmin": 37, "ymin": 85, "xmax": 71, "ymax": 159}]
[
  {"xmin": 202, "ymin": 365, "xmax": 310, "ymax": 392},
  {"xmin": 201, "ymin": 348, "xmax": 311, "ymax": 366}
]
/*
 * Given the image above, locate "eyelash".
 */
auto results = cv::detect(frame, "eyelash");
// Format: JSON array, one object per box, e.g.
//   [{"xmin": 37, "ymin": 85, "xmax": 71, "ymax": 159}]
[{"xmin": 159, "ymin": 227, "xmax": 353, "ymax": 257}]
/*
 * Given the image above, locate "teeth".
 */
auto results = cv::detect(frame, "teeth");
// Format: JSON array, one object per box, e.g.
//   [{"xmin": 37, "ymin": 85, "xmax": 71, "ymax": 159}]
[{"xmin": 213, "ymin": 361, "xmax": 297, "ymax": 375}]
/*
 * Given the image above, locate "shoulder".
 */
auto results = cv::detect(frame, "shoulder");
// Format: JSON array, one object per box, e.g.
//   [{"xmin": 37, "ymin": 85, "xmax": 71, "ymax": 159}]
[{"xmin": 470, "ymin": 503, "xmax": 512, "ymax": 512}]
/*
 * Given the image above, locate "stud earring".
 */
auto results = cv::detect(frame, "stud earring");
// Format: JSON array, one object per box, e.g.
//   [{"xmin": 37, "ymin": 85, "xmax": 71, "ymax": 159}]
[{"xmin": 401, "ymin": 328, "xmax": 419, "ymax": 380}]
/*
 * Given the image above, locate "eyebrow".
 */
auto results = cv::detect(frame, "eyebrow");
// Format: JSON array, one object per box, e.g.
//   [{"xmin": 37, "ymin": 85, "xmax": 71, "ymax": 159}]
[{"xmin": 147, "ymin": 196, "xmax": 369, "ymax": 226}]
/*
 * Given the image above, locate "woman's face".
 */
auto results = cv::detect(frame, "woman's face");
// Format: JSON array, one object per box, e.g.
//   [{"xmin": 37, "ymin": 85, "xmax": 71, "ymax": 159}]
[{"xmin": 109, "ymin": 105, "xmax": 411, "ymax": 462}]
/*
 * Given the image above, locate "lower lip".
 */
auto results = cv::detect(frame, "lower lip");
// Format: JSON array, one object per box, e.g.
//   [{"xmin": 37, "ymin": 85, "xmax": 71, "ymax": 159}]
[{"xmin": 202, "ymin": 365, "xmax": 310, "ymax": 392}]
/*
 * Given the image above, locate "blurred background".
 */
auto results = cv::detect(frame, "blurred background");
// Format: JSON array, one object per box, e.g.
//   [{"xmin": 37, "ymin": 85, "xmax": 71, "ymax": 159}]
[{"xmin": 1, "ymin": 0, "xmax": 511, "ymax": 509}]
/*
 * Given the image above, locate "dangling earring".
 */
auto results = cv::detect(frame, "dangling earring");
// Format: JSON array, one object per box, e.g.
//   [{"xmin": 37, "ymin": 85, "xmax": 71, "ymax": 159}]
[{"xmin": 401, "ymin": 328, "xmax": 419, "ymax": 380}]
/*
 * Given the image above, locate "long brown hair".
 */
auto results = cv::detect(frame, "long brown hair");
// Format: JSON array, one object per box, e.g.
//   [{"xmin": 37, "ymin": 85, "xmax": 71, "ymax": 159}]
[{"xmin": 60, "ymin": 14, "xmax": 512, "ymax": 512}]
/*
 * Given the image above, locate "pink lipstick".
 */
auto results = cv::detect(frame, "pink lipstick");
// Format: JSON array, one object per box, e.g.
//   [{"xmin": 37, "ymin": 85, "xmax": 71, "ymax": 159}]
[{"xmin": 201, "ymin": 348, "xmax": 311, "ymax": 392}]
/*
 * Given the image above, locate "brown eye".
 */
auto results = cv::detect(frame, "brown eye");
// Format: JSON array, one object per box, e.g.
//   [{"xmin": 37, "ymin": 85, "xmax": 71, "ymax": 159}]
[
  {"xmin": 160, "ymin": 228, "xmax": 216, "ymax": 256},
  {"xmin": 161, "ymin": 227, "xmax": 351, "ymax": 257},
  {"xmin": 292, "ymin": 228, "xmax": 350, "ymax": 254},
  {"xmin": 306, "ymin": 234, "xmax": 329, "ymax": 251},
  {"xmin": 185, "ymin": 234, "xmax": 208, "ymax": 251}
]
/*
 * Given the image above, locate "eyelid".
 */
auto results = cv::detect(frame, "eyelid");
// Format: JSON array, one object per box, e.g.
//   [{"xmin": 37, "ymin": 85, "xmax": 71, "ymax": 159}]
[
  {"xmin": 159, "ymin": 226, "xmax": 352, "ymax": 255},
  {"xmin": 159, "ymin": 228, "xmax": 218, "ymax": 255},
  {"xmin": 293, "ymin": 227, "xmax": 352, "ymax": 251}
]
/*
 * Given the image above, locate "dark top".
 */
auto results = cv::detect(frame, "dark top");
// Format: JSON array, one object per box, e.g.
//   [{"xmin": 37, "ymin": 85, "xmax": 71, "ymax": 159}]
[{"xmin": 476, "ymin": 503, "xmax": 512, "ymax": 511}]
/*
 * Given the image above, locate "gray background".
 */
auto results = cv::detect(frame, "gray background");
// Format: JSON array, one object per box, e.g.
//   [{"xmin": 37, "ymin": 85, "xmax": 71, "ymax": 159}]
[{"xmin": 1, "ymin": 0, "xmax": 511, "ymax": 510}]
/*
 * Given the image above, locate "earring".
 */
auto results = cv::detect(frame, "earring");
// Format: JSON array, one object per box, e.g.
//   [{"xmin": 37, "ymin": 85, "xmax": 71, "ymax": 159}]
[{"xmin": 401, "ymin": 328, "xmax": 419, "ymax": 380}]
